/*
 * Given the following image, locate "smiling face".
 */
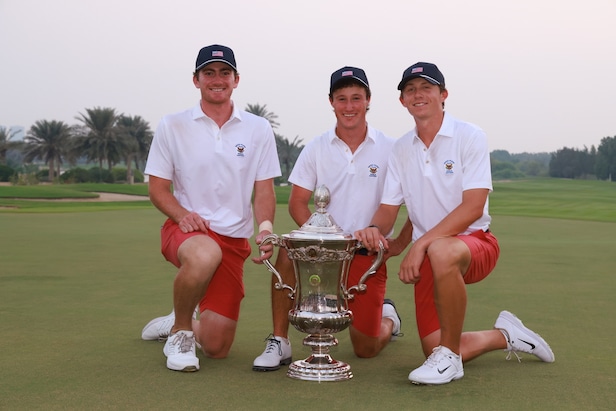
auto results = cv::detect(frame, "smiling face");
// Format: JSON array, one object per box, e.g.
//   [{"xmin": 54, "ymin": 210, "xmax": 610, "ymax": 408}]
[
  {"xmin": 193, "ymin": 62, "xmax": 239, "ymax": 105},
  {"xmin": 330, "ymin": 84, "xmax": 370, "ymax": 132},
  {"xmin": 399, "ymin": 77, "xmax": 447, "ymax": 121}
]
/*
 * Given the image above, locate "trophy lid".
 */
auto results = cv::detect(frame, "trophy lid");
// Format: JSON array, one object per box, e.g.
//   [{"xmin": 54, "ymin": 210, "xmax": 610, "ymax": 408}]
[{"xmin": 286, "ymin": 185, "xmax": 352, "ymax": 240}]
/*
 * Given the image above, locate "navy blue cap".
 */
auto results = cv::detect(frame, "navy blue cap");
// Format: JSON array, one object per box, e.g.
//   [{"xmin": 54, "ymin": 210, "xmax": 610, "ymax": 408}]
[
  {"xmin": 330, "ymin": 66, "xmax": 370, "ymax": 93},
  {"xmin": 397, "ymin": 62, "xmax": 445, "ymax": 90},
  {"xmin": 195, "ymin": 44, "xmax": 237, "ymax": 72}
]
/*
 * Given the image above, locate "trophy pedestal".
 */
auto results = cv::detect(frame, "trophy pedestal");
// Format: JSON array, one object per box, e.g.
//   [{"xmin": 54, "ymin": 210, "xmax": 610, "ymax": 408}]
[{"xmin": 287, "ymin": 334, "xmax": 352, "ymax": 381}]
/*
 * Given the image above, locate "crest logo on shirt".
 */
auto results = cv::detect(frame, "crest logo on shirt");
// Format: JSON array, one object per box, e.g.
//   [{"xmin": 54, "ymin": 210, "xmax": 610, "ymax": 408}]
[
  {"xmin": 443, "ymin": 160, "xmax": 455, "ymax": 174},
  {"xmin": 235, "ymin": 144, "xmax": 246, "ymax": 157},
  {"xmin": 368, "ymin": 164, "xmax": 380, "ymax": 177}
]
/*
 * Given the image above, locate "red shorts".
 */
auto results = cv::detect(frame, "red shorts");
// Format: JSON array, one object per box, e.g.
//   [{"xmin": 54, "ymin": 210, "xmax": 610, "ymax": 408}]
[
  {"xmin": 347, "ymin": 253, "xmax": 388, "ymax": 338},
  {"xmin": 414, "ymin": 229, "xmax": 500, "ymax": 339},
  {"xmin": 160, "ymin": 219, "xmax": 251, "ymax": 321}
]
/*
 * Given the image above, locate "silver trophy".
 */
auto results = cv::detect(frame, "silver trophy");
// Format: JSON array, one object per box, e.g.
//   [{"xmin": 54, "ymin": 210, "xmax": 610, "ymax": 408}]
[{"xmin": 260, "ymin": 185, "xmax": 383, "ymax": 381}]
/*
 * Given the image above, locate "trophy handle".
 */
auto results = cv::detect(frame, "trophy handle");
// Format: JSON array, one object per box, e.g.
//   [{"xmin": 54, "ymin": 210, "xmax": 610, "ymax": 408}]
[
  {"xmin": 260, "ymin": 234, "xmax": 295, "ymax": 297},
  {"xmin": 345, "ymin": 241, "xmax": 384, "ymax": 300}
]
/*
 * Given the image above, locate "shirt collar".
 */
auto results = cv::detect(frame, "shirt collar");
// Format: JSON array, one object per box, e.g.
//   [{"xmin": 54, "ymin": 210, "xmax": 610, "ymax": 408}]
[
  {"xmin": 327, "ymin": 123, "xmax": 376, "ymax": 145},
  {"xmin": 412, "ymin": 111, "xmax": 454, "ymax": 143},
  {"xmin": 191, "ymin": 100, "xmax": 241, "ymax": 123}
]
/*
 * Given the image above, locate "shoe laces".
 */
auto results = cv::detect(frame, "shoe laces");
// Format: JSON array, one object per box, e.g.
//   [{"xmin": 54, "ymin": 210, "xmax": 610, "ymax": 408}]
[
  {"xmin": 169, "ymin": 332, "xmax": 195, "ymax": 354},
  {"xmin": 155, "ymin": 317, "xmax": 175, "ymax": 342},
  {"xmin": 263, "ymin": 334, "xmax": 283, "ymax": 356},
  {"xmin": 423, "ymin": 346, "xmax": 448, "ymax": 368},
  {"xmin": 504, "ymin": 349, "xmax": 523, "ymax": 362},
  {"xmin": 498, "ymin": 329, "xmax": 523, "ymax": 362}
]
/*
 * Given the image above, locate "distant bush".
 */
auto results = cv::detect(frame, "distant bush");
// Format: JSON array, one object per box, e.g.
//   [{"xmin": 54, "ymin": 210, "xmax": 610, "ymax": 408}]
[
  {"xmin": 0, "ymin": 164, "xmax": 15, "ymax": 181},
  {"xmin": 111, "ymin": 167, "xmax": 145, "ymax": 183},
  {"xmin": 88, "ymin": 167, "xmax": 114, "ymax": 183},
  {"xmin": 133, "ymin": 169, "xmax": 144, "ymax": 183},
  {"xmin": 57, "ymin": 166, "xmax": 144, "ymax": 184},
  {"xmin": 112, "ymin": 168, "xmax": 126, "ymax": 182},
  {"xmin": 60, "ymin": 167, "xmax": 91, "ymax": 183},
  {"xmin": 36, "ymin": 169, "xmax": 57, "ymax": 182},
  {"xmin": 274, "ymin": 176, "xmax": 288, "ymax": 186},
  {"xmin": 491, "ymin": 160, "xmax": 526, "ymax": 180},
  {"xmin": 9, "ymin": 173, "xmax": 39, "ymax": 185}
]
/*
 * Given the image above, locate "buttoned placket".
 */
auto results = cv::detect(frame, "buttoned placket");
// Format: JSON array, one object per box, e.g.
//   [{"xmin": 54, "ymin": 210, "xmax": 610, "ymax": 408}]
[
  {"xmin": 210, "ymin": 122, "xmax": 223, "ymax": 153},
  {"xmin": 420, "ymin": 144, "xmax": 432, "ymax": 177},
  {"xmin": 337, "ymin": 140, "xmax": 357, "ymax": 175}
]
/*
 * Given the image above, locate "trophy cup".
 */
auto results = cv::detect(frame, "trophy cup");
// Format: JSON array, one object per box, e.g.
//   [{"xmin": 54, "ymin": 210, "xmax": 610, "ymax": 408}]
[{"xmin": 260, "ymin": 185, "xmax": 383, "ymax": 381}]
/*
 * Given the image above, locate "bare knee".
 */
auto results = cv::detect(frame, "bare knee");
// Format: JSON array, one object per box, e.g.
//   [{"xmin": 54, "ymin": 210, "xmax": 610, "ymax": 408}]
[
  {"xmin": 179, "ymin": 236, "xmax": 223, "ymax": 271},
  {"xmin": 350, "ymin": 327, "xmax": 379, "ymax": 358},
  {"xmin": 195, "ymin": 311, "xmax": 236, "ymax": 359},
  {"xmin": 185, "ymin": 248, "xmax": 222, "ymax": 271},
  {"xmin": 201, "ymin": 341, "xmax": 231, "ymax": 359},
  {"xmin": 197, "ymin": 331, "xmax": 233, "ymax": 359},
  {"xmin": 426, "ymin": 238, "xmax": 470, "ymax": 276},
  {"xmin": 353, "ymin": 346, "xmax": 379, "ymax": 358}
]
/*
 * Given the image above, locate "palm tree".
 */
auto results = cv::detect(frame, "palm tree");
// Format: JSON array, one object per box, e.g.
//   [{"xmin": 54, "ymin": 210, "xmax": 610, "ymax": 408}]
[
  {"xmin": 74, "ymin": 107, "xmax": 121, "ymax": 170},
  {"xmin": 23, "ymin": 120, "xmax": 72, "ymax": 181},
  {"xmin": 245, "ymin": 103, "xmax": 280, "ymax": 129},
  {"xmin": 116, "ymin": 115, "xmax": 153, "ymax": 184},
  {"xmin": 244, "ymin": 103, "xmax": 303, "ymax": 183},
  {"xmin": 0, "ymin": 126, "xmax": 21, "ymax": 165},
  {"xmin": 275, "ymin": 133, "xmax": 304, "ymax": 182}
]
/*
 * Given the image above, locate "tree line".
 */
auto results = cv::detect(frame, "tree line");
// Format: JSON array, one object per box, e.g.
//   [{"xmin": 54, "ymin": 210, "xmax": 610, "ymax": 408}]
[
  {"xmin": 0, "ymin": 104, "xmax": 304, "ymax": 185},
  {"xmin": 1, "ymin": 106, "xmax": 615, "ymax": 184},
  {"xmin": 491, "ymin": 138, "xmax": 616, "ymax": 182}
]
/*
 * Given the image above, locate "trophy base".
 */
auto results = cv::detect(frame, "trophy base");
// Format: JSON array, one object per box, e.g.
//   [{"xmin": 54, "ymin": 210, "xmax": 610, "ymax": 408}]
[{"xmin": 287, "ymin": 354, "xmax": 353, "ymax": 382}]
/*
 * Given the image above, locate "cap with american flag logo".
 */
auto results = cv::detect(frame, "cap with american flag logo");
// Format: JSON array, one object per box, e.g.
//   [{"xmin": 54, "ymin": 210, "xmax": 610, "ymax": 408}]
[
  {"xmin": 195, "ymin": 44, "xmax": 237, "ymax": 72},
  {"xmin": 330, "ymin": 66, "xmax": 370, "ymax": 94},
  {"xmin": 397, "ymin": 62, "xmax": 445, "ymax": 90}
]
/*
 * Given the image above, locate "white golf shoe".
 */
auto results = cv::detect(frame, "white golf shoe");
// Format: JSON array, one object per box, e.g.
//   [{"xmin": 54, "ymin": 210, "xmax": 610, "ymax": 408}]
[
  {"xmin": 494, "ymin": 310, "xmax": 555, "ymax": 362},
  {"xmin": 252, "ymin": 334, "xmax": 292, "ymax": 371},
  {"xmin": 163, "ymin": 330, "xmax": 199, "ymax": 372}
]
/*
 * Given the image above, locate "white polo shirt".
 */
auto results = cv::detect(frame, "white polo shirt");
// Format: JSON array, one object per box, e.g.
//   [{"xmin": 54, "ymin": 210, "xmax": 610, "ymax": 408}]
[
  {"xmin": 145, "ymin": 102, "xmax": 281, "ymax": 238},
  {"xmin": 381, "ymin": 112, "xmax": 492, "ymax": 241},
  {"xmin": 289, "ymin": 125, "xmax": 395, "ymax": 235}
]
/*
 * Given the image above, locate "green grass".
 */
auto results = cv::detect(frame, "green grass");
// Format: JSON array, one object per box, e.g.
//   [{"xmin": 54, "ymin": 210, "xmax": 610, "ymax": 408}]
[
  {"xmin": 491, "ymin": 178, "xmax": 616, "ymax": 222},
  {"xmin": 2, "ymin": 178, "xmax": 615, "ymax": 221},
  {"xmin": 1, "ymin": 179, "xmax": 615, "ymax": 410},
  {"xmin": 0, "ymin": 183, "xmax": 292, "ymax": 213},
  {"xmin": 0, "ymin": 183, "xmax": 149, "ymax": 198},
  {"xmin": 0, "ymin": 183, "xmax": 151, "ymax": 212}
]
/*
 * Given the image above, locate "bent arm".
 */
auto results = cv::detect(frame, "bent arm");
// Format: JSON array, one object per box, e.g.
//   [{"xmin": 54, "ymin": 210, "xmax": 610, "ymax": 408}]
[
  {"xmin": 148, "ymin": 175, "xmax": 189, "ymax": 223},
  {"xmin": 288, "ymin": 185, "xmax": 313, "ymax": 227},
  {"xmin": 354, "ymin": 204, "xmax": 401, "ymax": 251},
  {"xmin": 148, "ymin": 175, "xmax": 208, "ymax": 233},
  {"xmin": 253, "ymin": 178, "xmax": 277, "ymax": 233},
  {"xmin": 414, "ymin": 188, "xmax": 488, "ymax": 251},
  {"xmin": 397, "ymin": 188, "xmax": 488, "ymax": 284},
  {"xmin": 251, "ymin": 178, "xmax": 277, "ymax": 263},
  {"xmin": 387, "ymin": 216, "xmax": 413, "ymax": 257}
]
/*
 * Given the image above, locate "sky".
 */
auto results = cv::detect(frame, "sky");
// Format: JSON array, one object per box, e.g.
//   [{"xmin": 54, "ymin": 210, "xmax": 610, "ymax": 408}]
[{"xmin": 1, "ymin": 0, "xmax": 615, "ymax": 154}]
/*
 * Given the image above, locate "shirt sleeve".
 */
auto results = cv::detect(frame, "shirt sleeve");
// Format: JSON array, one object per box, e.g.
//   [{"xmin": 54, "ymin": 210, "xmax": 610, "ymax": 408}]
[
  {"xmin": 461, "ymin": 127, "xmax": 493, "ymax": 192},
  {"xmin": 288, "ymin": 140, "xmax": 318, "ymax": 191},
  {"xmin": 255, "ymin": 121, "xmax": 282, "ymax": 181},
  {"xmin": 144, "ymin": 118, "xmax": 174, "ymax": 180},
  {"xmin": 380, "ymin": 145, "xmax": 406, "ymax": 206}
]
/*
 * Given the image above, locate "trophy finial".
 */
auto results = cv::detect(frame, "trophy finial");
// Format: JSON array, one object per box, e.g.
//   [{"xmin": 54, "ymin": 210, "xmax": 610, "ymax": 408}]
[
  {"xmin": 314, "ymin": 185, "xmax": 330, "ymax": 213},
  {"xmin": 296, "ymin": 184, "xmax": 345, "ymax": 235}
]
